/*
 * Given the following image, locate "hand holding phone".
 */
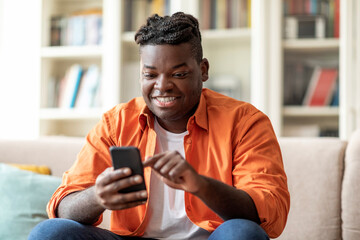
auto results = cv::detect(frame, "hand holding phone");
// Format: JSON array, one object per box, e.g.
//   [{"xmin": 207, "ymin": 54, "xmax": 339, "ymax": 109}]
[{"xmin": 109, "ymin": 146, "xmax": 147, "ymax": 196}]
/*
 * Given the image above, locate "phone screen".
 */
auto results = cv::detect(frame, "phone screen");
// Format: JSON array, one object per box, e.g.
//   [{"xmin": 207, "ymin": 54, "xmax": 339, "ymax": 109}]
[{"xmin": 109, "ymin": 146, "xmax": 146, "ymax": 194}]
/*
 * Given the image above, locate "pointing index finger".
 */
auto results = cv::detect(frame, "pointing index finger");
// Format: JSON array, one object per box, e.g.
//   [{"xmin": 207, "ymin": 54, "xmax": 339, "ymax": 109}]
[{"xmin": 143, "ymin": 155, "xmax": 160, "ymax": 168}]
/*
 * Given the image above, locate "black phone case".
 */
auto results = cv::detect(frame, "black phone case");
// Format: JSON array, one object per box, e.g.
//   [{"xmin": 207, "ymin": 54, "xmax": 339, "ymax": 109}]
[{"xmin": 109, "ymin": 146, "xmax": 146, "ymax": 194}]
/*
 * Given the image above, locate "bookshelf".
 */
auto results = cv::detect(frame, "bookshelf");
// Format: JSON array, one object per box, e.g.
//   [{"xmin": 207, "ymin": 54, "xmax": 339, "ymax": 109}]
[
  {"xmin": 38, "ymin": 0, "xmax": 252, "ymax": 137},
  {"xmin": 253, "ymin": 0, "xmax": 359, "ymax": 140},
  {"xmin": 281, "ymin": 0, "xmax": 341, "ymax": 137},
  {"xmin": 37, "ymin": 0, "xmax": 359, "ymax": 139}
]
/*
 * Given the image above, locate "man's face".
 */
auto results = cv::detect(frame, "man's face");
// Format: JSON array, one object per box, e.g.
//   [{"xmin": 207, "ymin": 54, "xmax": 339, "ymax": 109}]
[{"xmin": 140, "ymin": 43, "xmax": 209, "ymax": 133}]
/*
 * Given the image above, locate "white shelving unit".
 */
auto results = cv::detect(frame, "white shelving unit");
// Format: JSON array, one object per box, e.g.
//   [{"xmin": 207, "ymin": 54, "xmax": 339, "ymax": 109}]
[{"xmin": 39, "ymin": 0, "xmax": 122, "ymax": 137}]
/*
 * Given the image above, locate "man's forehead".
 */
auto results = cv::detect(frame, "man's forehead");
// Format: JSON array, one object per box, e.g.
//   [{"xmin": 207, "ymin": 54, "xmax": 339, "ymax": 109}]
[
  {"xmin": 140, "ymin": 43, "xmax": 192, "ymax": 55},
  {"xmin": 140, "ymin": 44, "xmax": 193, "ymax": 68}
]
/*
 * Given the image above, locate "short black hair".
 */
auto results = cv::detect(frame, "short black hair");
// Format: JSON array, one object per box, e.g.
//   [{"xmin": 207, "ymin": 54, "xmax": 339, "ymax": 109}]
[{"xmin": 135, "ymin": 12, "xmax": 203, "ymax": 63}]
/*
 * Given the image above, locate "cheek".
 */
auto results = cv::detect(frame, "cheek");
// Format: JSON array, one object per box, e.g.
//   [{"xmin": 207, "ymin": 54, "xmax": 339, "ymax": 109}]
[{"xmin": 140, "ymin": 80, "xmax": 153, "ymax": 96}]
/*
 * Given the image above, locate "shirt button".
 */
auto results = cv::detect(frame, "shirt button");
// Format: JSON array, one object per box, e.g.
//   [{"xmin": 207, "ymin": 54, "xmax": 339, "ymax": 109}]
[
  {"xmin": 186, "ymin": 139, "xmax": 192, "ymax": 144},
  {"xmin": 186, "ymin": 206, "xmax": 191, "ymax": 211}
]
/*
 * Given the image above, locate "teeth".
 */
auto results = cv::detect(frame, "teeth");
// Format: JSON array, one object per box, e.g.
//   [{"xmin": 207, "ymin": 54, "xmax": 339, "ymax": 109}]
[{"xmin": 156, "ymin": 97, "xmax": 176, "ymax": 103}]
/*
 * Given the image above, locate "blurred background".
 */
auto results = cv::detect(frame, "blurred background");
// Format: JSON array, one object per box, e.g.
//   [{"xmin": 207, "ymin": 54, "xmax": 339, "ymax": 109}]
[{"xmin": 0, "ymin": 0, "xmax": 359, "ymax": 140}]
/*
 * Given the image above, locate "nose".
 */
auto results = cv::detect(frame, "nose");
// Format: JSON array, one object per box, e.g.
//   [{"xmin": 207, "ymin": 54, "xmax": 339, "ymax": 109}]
[{"xmin": 155, "ymin": 74, "xmax": 173, "ymax": 91}]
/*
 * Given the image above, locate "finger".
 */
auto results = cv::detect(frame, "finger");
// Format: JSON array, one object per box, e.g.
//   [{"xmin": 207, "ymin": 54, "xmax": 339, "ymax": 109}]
[
  {"xmin": 143, "ymin": 154, "xmax": 163, "ymax": 167},
  {"xmin": 158, "ymin": 157, "xmax": 179, "ymax": 176},
  {"xmin": 100, "ymin": 190, "xmax": 147, "ymax": 210},
  {"xmin": 111, "ymin": 190, "xmax": 148, "ymax": 209},
  {"xmin": 152, "ymin": 151, "xmax": 180, "ymax": 170},
  {"xmin": 104, "ymin": 174, "xmax": 144, "ymax": 194},
  {"xmin": 97, "ymin": 167, "xmax": 131, "ymax": 186},
  {"xmin": 168, "ymin": 164, "xmax": 188, "ymax": 183}
]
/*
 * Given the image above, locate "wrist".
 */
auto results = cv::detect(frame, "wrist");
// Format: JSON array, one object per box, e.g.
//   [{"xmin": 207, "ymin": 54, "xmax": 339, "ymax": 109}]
[{"xmin": 191, "ymin": 175, "xmax": 209, "ymax": 196}]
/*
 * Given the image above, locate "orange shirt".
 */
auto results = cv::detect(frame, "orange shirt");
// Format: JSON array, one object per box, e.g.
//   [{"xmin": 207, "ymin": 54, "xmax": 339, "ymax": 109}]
[{"xmin": 47, "ymin": 88, "xmax": 290, "ymax": 238}]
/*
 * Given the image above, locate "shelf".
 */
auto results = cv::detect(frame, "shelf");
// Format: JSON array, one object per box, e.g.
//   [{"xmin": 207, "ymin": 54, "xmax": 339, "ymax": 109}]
[
  {"xmin": 283, "ymin": 106, "xmax": 339, "ymax": 117},
  {"xmin": 41, "ymin": 46, "xmax": 103, "ymax": 59},
  {"xmin": 39, "ymin": 108, "xmax": 103, "ymax": 120},
  {"xmin": 283, "ymin": 38, "xmax": 339, "ymax": 52}
]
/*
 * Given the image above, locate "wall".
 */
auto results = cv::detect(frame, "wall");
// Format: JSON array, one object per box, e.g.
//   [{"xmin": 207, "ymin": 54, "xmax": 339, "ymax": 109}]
[{"xmin": 0, "ymin": 0, "xmax": 40, "ymax": 139}]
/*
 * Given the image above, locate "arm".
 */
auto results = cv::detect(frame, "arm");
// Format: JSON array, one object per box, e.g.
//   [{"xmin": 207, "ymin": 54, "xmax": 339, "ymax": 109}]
[
  {"xmin": 143, "ymin": 152, "xmax": 260, "ymax": 223},
  {"xmin": 194, "ymin": 175, "xmax": 260, "ymax": 223},
  {"xmin": 57, "ymin": 167, "xmax": 148, "ymax": 224},
  {"xmin": 57, "ymin": 186, "xmax": 104, "ymax": 225}
]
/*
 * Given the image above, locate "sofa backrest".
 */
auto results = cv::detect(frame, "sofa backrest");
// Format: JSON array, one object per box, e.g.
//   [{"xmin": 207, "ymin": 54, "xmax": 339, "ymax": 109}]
[
  {"xmin": 277, "ymin": 137, "xmax": 347, "ymax": 239},
  {"xmin": 0, "ymin": 136, "xmax": 85, "ymax": 177},
  {"xmin": 341, "ymin": 129, "xmax": 360, "ymax": 240}
]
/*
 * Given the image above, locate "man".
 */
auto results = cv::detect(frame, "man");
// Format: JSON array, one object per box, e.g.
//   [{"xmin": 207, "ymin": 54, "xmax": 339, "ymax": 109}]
[{"xmin": 29, "ymin": 12, "xmax": 289, "ymax": 240}]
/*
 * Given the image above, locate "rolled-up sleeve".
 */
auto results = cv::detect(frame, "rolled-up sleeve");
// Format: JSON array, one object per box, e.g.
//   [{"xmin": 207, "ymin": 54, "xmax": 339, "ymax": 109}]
[{"xmin": 232, "ymin": 111, "xmax": 290, "ymax": 238}]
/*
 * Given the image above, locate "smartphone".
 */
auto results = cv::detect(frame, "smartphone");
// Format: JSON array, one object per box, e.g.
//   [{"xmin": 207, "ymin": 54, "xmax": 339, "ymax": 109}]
[{"xmin": 109, "ymin": 146, "xmax": 147, "ymax": 195}]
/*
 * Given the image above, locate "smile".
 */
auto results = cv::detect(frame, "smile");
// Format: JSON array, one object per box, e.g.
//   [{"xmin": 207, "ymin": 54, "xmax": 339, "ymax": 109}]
[
  {"xmin": 155, "ymin": 97, "xmax": 176, "ymax": 103},
  {"xmin": 153, "ymin": 96, "xmax": 178, "ymax": 107}
]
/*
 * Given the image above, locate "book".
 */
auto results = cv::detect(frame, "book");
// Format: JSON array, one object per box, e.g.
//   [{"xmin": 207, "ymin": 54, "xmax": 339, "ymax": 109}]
[
  {"xmin": 247, "ymin": 0, "xmax": 251, "ymax": 27},
  {"xmin": 50, "ymin": 16, "xmax": 62, "ymax": 46},
  {"xmin": 49, "ymin": 8, "xmax": 102, "ymax": 46},
  {"xmin": 303, "ymin": 67, "xmax": 338, "ymax": 106},
  {"xmin": 124, "ymin": 0, "xmax": 133, "ymax": 31},
  {"xmin": 216, "ymin": 0, "xmax": 227, "ymax": 29},
  {"xmin": 334, "ymin": 0, "xmax": 340, "ymax": 38},
  {"xmin": 330, "ymin": 80, "xmax": 339, "ymax": 106},
  {"xmin": 283, "ymin": 62, "xmax": 313, "ymax": 105},
  {"xmin": 75, "ymin": 65, "xmax": 101, "ymax": 108},
  {"xmin": 210, "ymin": 0, "xmax": 217, "ymax": 29},
  {"xmin": 200, "ymin": 0, "xmax": 211, "ymax": 29},
  {"xmin": 58, "ymin": 64, "xmax": 83, "ymax": 108}
]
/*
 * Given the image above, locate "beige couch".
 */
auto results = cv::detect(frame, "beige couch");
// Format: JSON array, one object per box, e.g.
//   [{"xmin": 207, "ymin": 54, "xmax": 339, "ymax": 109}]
[{"xmin": 1, "ymin": 129, "xmax": 359, "ymax": 239}]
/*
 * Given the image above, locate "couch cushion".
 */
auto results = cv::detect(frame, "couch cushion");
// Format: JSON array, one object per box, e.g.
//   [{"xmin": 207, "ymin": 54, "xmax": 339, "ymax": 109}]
[
  {"xmin": 342, "ymin": 129, "xmax": 360, "ymax": 240},
  {"xmin": 277, "ymin": 137, "xmax": 346, "ymax": 239},
  {"xmin": 9, "ymin": 164, "xmax": 51, "ymax": 175},
  {"xmin": 0, "ymin": 163, "xmax": 62, "ymax": 239}
]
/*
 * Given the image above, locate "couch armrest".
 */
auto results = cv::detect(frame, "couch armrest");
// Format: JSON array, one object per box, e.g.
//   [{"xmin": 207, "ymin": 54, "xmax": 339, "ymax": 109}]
[{"xmin": 342, "ymin": 129, "xmax": 360, "ymax": 240}]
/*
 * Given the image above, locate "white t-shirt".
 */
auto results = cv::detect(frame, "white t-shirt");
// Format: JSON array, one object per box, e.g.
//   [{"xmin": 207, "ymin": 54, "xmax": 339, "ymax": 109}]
[{"xmin": 142, "ymin": 119, "xmax": 210, "ymax": 240}]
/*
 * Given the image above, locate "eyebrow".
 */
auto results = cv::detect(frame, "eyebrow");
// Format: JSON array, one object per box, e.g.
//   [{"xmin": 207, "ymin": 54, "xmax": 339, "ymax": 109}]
[{"xmin": 143, "ymin": 62, "xmax": 187, "ymax": 70}]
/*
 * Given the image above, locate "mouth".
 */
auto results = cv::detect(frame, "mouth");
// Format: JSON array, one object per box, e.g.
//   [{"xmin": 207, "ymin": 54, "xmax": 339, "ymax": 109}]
[{"xmin": 152, "ymin": 96, "xmax": 179, "ymax": 107}]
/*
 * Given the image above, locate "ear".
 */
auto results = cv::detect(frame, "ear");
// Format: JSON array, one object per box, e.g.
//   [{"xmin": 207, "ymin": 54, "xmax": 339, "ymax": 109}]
[{"xmin": 200, "ymin": 58, "xmax": 210, "ymax": 82}]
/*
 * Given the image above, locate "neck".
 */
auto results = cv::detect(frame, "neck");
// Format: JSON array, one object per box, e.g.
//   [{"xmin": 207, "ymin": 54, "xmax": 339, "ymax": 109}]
[{"xmin": 155, "ymin": 117, "xmax": 188, "ymax": 133}]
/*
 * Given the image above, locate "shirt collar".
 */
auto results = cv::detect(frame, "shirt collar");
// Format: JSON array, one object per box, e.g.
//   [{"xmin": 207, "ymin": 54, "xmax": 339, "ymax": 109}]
[
  {"xmin": 138, "ymin": 90, "xmax": 209, "ymax": 132},
  {"xmin": 138, "ymin": 105, "xmax": 154, "ymax": 131}
]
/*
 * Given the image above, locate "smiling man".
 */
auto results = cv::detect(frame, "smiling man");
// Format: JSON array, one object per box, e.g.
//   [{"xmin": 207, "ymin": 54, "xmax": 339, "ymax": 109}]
[{"xmin": 29, "ymin": 12, "xmax": 290, "ymax": 240}]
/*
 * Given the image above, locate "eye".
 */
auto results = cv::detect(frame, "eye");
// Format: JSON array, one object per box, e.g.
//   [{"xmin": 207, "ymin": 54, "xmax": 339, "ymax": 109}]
[
  {"xmin": 142, "ymin": 72, "xmax": 156, "ymax": 79},
  {"xmin": 173, "ymin": 72, "xmax": 188, "ymax": 78}
]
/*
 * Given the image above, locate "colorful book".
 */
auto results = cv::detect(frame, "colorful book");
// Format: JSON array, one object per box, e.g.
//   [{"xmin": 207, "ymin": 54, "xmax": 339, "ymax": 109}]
[
  {"xmin": 303, "ymin": 67, "xmax": 338, "ymax": 106},
  {"xmin": 75, "ymin": 65, "xmax": 101, "ymax": 108},
  {"xmin": 59, "ymin": 64, "xmax": 83, "ymax": 108}
]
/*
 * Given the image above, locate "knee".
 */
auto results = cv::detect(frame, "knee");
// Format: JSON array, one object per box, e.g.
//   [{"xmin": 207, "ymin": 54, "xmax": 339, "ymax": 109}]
[
  {"xmin": 209, "ymin": 219, "xmax": 269, "ymax": 240},
  {"xmin": 28, "ymin": 218, "xmax": 84, "ymax": 240}
]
